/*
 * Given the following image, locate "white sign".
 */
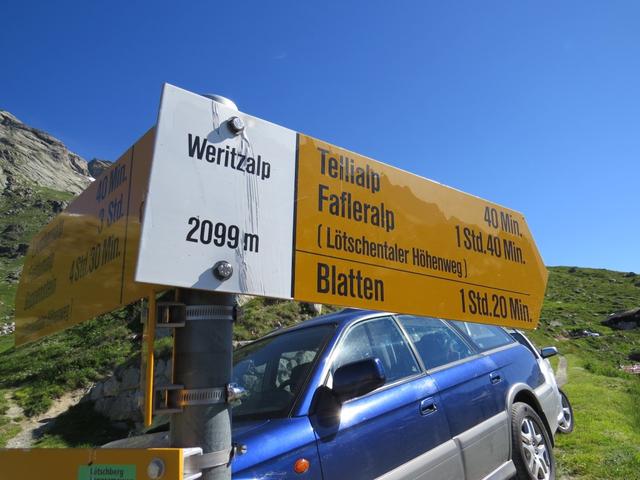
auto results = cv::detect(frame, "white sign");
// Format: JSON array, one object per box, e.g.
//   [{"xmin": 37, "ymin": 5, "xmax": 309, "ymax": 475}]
[{"xmin": 136, "ymin": 84, "xmax": 297, "ymax": 298}]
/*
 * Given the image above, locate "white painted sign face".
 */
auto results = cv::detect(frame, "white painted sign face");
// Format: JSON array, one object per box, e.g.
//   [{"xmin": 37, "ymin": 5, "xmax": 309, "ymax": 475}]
[{"xmin": 136, "ymin": 84, "xmax": 297, "ymax": 298}]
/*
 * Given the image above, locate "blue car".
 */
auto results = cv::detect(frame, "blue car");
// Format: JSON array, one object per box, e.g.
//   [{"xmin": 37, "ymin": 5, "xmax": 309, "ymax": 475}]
[{"xmin": 231, "ymin": 309, "xmax": 559, "ymax": 480}]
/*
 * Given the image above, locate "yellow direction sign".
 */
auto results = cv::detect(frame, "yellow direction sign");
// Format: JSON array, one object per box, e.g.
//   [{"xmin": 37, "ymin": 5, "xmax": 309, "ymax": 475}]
[
  {"xmin": 14, "ymin": 129, "xmax": 157, "ymax": 345},
  {"xmin": 15, "ymin": 84, "xmax": 547, "ymax": 345},
  {"xmin": 292, "ymin": 135, "xmax": 548, "ymax": 329}
]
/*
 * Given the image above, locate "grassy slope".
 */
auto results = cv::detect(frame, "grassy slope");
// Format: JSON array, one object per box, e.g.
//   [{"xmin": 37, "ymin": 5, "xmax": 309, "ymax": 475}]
[
  {"xmin": 526, "ymin": 267, "xmax": 640, "ymax": 479},
  {"xmin": 529, "ymin": 266, "xmax": 640, "ymax": 367},
  {"xmin": 557, "ymin": 355, "xmax": 640, "ymax": 479},
  {"xmin": 0, "ymin": 308, "xmax": 141, "ymax": 417},
  {"xmin": 540, "ymin": 266, "xmax": 637, "ymax": 320}
]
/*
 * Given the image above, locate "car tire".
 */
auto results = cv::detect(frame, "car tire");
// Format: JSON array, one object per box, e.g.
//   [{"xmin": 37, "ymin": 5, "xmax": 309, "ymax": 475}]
[
  {"xmin": 556, "ymin": 389, "xmax": 574, "ymax": 434},
  {"xmin": 511, "ymin": 402, "xmax": 556, "ymax": 480}
]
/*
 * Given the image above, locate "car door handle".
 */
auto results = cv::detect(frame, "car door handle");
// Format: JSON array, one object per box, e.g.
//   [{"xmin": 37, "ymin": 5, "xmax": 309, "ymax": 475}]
[
  {"xmin": 489, "ymin": 372, "xmax": 502, "ymax": 385},
  {"xmin": 420, "ymin": 398, "xmax": 438, "ymax": 416}
]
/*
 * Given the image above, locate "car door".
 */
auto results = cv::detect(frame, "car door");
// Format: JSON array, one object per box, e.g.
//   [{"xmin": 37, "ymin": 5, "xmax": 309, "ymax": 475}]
[
  {"xmin": 312, "ymin": 316, "xmax": 462, "ymax": 480},
  {"xmin": 447, "ymin": 320, "xmax": 517, "ymax": 479},
  {"xmin": 397, "ymin": 316, "xmax": 510, "ymax": 480}
]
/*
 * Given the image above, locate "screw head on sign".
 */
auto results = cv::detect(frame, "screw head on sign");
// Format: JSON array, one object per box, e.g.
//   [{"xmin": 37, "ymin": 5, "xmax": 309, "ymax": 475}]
[
  {"xmin": 213, "ymin": 261, "xmax": 233, "ymax": 281},
  {"xmin": 228, "ymin": 116, "xmax": 245, "ymax": 135},
  {"xmin": 147, "ymin": 459, "xmax": 165, "ymax": 479}
]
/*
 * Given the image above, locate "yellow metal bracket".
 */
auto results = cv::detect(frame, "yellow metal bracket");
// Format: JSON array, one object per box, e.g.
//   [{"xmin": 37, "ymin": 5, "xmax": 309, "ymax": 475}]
[
  {"xmin": 141, "ymin": 291, "xmax": 188, "ymax": 426},
  {"xmin": 141, "ymin": 295, "xmax": 157, "ymax": 427}
]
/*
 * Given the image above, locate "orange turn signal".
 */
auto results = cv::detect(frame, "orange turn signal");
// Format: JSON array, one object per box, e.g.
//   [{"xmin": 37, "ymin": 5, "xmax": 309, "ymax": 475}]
[{"xmin": 294, "ymin": 458, "xmax": 310, "ymax": 474}]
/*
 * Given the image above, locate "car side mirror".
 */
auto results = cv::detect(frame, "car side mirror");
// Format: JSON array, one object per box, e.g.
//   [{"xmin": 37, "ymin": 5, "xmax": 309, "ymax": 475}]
[
  {"xmin": 333, "ymin": 358, "xmax": 386, "ymax": 403},
  {"xmin": 540, "ymin": 347, "xmax": 558, "ymax": 359}
]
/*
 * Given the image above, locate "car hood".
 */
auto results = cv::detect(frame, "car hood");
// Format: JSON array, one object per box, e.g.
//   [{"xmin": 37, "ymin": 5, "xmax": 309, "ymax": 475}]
[
  {"xmin": 232, "ymin": 418, "xmax": 271, "ymax": 438},
  {"xmin": 100, "ymin": 419, "xmax": 270, "ymax": 450}
]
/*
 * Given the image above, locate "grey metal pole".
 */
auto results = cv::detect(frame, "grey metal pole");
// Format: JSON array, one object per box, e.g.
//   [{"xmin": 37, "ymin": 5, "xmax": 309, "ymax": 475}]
[
  {"xmin": 171, "ymin": 290, "xmax": 235, "ymax": 480},
  {"xmin": 170, "ymin": 94, "xmax": 239, "ymax": 480}
]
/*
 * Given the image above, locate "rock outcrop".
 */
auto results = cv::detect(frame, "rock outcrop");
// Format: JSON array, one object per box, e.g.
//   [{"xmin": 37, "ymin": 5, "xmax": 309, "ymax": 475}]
[
  {"xmin": 1, "ymin": 322, "xmax": 15, "ymax": 336},
  {"xmin": 87, "ymin": 358, "xmax": 173, "ymax": 424},
  {"xmin": 602, "ymin": 308, "xmax": 640, "ymax": 330},
  {"xmin": 88, "ymin": 158, "xmax": 111, "ymax": 178},
  {"xmin": 0, "ymin": 110, "xmax": 93, "ymax": 194}
]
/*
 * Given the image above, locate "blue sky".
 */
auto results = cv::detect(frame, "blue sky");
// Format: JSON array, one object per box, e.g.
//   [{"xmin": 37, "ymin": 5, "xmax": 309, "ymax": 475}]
[{"xmin": 1, "ymin": 1, "xmax": 639, "ymax": 272}]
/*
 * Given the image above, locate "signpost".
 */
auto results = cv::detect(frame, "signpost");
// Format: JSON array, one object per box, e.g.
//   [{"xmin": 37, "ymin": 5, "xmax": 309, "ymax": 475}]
[
  {"xmin": 15, "ymin": 83, "xmax": 547, "ymax": 346},
  {"xmin": 8, "ymin": 83, "xmax": 548, "ymax": 479},
  {"xmin": 135, "ymin": 83, "xmax": 547, "ymax": 330}
]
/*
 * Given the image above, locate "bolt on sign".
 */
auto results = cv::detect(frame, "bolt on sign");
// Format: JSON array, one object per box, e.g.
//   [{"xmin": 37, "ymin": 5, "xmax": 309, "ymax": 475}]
[{"xmin": 15, "ymin": 84, "xmax": 547, "ymax": 345}]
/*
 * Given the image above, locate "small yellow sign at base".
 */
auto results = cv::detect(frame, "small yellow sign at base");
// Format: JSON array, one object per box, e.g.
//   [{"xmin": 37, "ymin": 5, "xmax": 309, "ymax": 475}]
[{"xmin": 0, "ymin": 448, "xmax": 183, "ymax": 480}]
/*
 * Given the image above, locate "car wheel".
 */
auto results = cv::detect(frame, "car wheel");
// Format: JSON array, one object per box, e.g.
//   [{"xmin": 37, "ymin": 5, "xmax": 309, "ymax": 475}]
[
  {"xmin": 511, "ymin": 402, "xmax": 555, "ymax": 480},
  {"xmin": 556, "ymin": 389, "xmax": 574, "ymax": 434}
]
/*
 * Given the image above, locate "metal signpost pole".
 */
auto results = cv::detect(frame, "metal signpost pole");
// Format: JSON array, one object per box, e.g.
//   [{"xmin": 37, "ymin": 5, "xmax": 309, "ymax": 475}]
[
  {"xmin": 170, "ymin": 94, "xmax": 240, "ymax": 480},
  {"xmin": 171, "ymin": 289, "xmax": 235, "ymax": 480}
]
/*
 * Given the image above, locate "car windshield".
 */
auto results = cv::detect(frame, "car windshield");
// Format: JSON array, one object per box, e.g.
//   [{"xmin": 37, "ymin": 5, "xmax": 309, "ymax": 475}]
[{"xmin": 232, "ymin": 324, "xmax": 335, "ymax": 421}]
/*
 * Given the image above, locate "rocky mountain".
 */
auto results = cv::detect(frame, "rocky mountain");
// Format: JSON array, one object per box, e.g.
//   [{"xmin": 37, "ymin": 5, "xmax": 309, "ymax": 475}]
[
  {"xmin": 88, "ymin": 159, "xmax": 111, "ymax": 178},
  {"xmin": 0, "ymin": 110, "xmax": 94, "ymax": 194},
  {"xmin": 0, "ymin": 111, "xmax": 111, "ymax": 324}
]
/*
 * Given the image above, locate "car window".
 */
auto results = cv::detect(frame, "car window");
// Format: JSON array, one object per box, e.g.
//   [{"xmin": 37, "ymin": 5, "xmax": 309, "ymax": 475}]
[
  {"xmin": 451, "ymin": 321, "xmax": 515, "ymax": 351},
  {"xmin": 506, "ymin": 329, "xmax": 539, "ymax": 357},
  {"xmin": 232, "ymin": 325, "xmax": 334, "ymax": 420},
  {"xmin": 332, "ymin": 317, "xmax": 420, "ymax": 385},
  {"xmin": 397, "ymin": 315, "xmax": 475, "ymax": 369}
]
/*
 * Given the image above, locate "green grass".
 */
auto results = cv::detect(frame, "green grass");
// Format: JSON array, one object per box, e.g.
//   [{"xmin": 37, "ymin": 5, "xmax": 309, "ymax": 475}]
[
  {"xmin": 0, "ymin": 418, "xmax": 21, "ymax": 448},
  {"xmin": 34, "ymin": 401, "xmax": 129, "ymax": 448},
  {"xmin": 0, "ymin": 389, "xmax": 21, "ymax": 447},
  {"xmin": 0, "ymin": 305, "xmax": 141, "ymax": 417},
  {"xmin": 554, "ymin": 355, "xmax": 640, "ymax": 479},
  {"xmin": 521, "ymin": 267, "xmax": 640, "ymax": 478},
  {"xmin": 0, "ymin": 389, "xmax": 11, "ymax": 417},
  {"xmin": 0, "ymin": 334, "xmax": 14, "ymax": 354},
  {"xmin": 527, "ymin": 267, "xmax": 640, "ymax": 368},
  {"xmin": 234, "ymin": 297, "xmax": 339, "ymax": 341}
]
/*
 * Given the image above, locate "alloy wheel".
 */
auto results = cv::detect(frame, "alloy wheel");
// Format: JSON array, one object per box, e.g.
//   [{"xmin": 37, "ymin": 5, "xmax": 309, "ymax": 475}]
[
  {"xmin": 558, "ymin": 394, "xmax": 572, "ymax": 431},
  {"xmin": 520, "ymin": 416, "xmax": 552, "ymax": 480}
]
